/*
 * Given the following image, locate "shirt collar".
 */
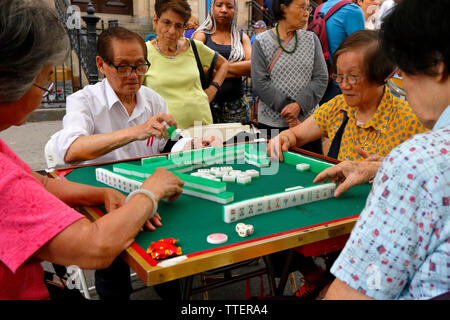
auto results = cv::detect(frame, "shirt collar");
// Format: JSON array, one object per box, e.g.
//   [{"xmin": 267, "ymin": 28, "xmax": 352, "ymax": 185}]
[
  {"xmin": 104, "ymin": 78, "xmax": 121, "ymax": 110},
  {"xmin": 433, "ymin": 105, "xmax": 450, "ymax": 130},
  {"xmin": 104, "ymin": 78, "xmax": 146, "ymax": 121},
  {"xmin": 361, "ymin": 87, "xmax": 391, "ymax": 131},
  {"xmin": 339, "ymin": 87, "xmax": 391, "ymax": 132}
]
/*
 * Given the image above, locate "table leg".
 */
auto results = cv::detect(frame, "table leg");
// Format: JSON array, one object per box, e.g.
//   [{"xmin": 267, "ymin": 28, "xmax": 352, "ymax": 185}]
[
  {"xmin": 274, "ymin": 249, "xmax": 295, "ymax": 296},
  {"xmin": 181, "ymin": 275, "xmax": 194, "ymax": 300}
]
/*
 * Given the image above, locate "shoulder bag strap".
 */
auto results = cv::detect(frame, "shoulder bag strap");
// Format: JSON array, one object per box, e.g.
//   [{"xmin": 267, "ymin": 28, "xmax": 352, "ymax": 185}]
[
  {"xmin": 327, "ymin": 110, "xmax": 349, "ymax": 159},
  {"xmin": 313, "ymin": 3, "xmax": 324, "ymax": 19},
  {"xmin": 205, "ymin": 51, "xmax": 219, "ymax": 87},
  {"xmin": 190, "ymin": 39, "xmax": 207, "ymax": 88},
  {"xmin": 268, "ymin": 32, "xmax": 295, "ymax": 72},
  {"xmin": 324, "ymin": 0, "xmax": 353, "ymax": 20}
]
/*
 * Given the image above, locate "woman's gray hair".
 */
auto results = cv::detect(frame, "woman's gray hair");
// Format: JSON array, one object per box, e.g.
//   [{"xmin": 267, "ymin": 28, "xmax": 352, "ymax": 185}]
[
  {"xmin": 194, "ymin": 0, "xmax": 245, "ymax": 63},
  {"xmin": 0, "ymin": 0, "xmax": 70, "ymax": 102}
]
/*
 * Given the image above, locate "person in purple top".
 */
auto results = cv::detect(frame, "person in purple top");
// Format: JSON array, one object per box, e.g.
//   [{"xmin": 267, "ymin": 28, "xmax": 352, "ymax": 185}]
[{"xmin": 184, "ymin": 15, "xmax": 199, "ymax": 39}]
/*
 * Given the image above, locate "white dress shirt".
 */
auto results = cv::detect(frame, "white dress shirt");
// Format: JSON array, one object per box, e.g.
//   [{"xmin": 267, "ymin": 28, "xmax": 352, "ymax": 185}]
[{"xmin": 51, "ymin": 78, "xmax": 172, "ymax": 166}]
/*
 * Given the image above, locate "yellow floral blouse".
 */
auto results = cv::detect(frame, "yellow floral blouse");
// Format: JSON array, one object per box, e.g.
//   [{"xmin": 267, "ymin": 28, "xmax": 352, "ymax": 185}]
[{"xmin": 313, "ymin": 87, "xmax": 426, "ymax": 161}]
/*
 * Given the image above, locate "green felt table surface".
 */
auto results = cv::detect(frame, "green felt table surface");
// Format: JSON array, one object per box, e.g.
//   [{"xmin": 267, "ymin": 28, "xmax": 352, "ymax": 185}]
[{"xmin": 62, "ymin": 152, "xmax": 372, "ymax": 258}]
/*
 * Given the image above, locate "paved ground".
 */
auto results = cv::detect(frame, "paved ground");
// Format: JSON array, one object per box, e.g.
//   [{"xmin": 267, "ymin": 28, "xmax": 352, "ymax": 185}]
[
  {"xmin": 0, "ymin": 117, "xmax": 303, "ymax": 300},
  {"xmin": 0, "ymin": 120, "xmax": 62, "ymax": 171}
]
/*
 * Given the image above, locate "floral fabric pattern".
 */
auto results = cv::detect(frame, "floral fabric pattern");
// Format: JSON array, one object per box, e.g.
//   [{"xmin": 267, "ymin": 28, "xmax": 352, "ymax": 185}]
[{"xmin": 331, "ymin": 125, "xmax": 450, "ymax": 299}]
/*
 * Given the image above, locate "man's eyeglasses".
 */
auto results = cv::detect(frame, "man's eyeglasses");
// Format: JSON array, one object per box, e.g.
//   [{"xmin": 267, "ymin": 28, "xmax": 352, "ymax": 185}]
[
  {"xmin": 331, "ymin": 74, "xmax": 362, "ymax": 85},
  {"xmin": 290, "ymin": 4, "xmax": 313, "ymax": 13},
  {"xmin": 33, "ymin": 82, "xmax": 54, "ymax": 98},
  {"xmin": 106, "ymin": 60, "xmax": 151, "ymax": 76}
]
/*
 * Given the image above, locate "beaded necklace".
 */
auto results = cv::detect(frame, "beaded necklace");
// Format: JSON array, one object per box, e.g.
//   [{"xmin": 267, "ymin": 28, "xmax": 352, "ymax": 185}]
[
  {"xmin": 155, "ymin": 38, "xmax": 179, "ymax": 59},
  {"xmin": 275, "ymin": 23, "xmax": 298, "ymax": 54}
]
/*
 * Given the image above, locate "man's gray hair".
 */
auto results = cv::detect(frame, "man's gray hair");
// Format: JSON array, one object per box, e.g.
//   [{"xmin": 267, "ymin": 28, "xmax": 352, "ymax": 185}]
[{"xmin": 0, "ymin": 0, "xmax": 70, "ymax": 102}]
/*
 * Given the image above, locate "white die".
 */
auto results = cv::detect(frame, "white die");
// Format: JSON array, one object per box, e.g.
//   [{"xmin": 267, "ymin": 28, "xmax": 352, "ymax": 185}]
[
  {"xmin": 245, "ymin": 224, "xmax": 254, "ymax": 235},
  {"xmin": 235, "ymin": 223, "xmax": 246, "ymax": 233},
  {"xmin": 237, "ymin": 229, "xmax": 249, "ymax": 237}
]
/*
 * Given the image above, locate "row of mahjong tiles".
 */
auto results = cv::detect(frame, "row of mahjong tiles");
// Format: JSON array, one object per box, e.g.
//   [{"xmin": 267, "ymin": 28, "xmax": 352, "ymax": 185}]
[{"xmin": 95, "ymin": 145, "xmax": 336, "ymax": 222}]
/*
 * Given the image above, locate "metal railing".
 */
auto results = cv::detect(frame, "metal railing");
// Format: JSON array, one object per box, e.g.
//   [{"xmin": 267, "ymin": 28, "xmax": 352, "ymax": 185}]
[
  {"xmin": 246, "ymin": 0, "xmax": 275, "ymax": 34},
  {"xmin": 44, "ymin": 0, "xmax": 108, "ymax": 107}
]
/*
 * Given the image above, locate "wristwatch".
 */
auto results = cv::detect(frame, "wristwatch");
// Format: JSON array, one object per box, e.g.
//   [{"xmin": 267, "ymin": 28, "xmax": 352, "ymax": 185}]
[{"xmin": 210, "ymin": 81, "xmax": 221, "ymax": 91}]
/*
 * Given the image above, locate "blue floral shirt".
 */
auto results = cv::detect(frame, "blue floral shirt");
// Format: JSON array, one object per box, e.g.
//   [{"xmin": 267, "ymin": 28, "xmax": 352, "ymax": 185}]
[{"xmin": 331, "ymin": 106, "xmax": 450, "ymax": 300}]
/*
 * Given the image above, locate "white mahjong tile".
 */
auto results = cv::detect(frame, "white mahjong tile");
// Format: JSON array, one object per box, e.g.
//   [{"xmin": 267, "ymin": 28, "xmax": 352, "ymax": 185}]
[
  {"xmin": 289, "ymin": 192, "xmax": 298, "ymax": 206},
  {"xmin": 255, "ymin": 200, "xmax": 265, "ymax": 215},
  {"xmin": 285, "ymin": 186, "xmax": 304, "ymax": 192},
  {"xmin": 294, "ymin": 189, "xmax": 307, "ymax": 205},
  {"xmin": 278, "ymin": 194, "xmax": 290, "ymax": 209},
  {"xmin": 222, "ymin": 174, "xmax": 235, "ymax": 183},
  {"xmin": 237, "ymin": 205, "xmax": 246, "ymax": 220},
  {"xmin": 245, "ymin": 169, "xmax": 259, "ymax": 178},
  {"xmin": 247, "ymin": 203, "xmax": 255, "ymax": 217},
  {"xmin": 296, "ymin": 163, "xmax": 310, "ymax": 172},
  {"xmin": 264, "ymin": 195, "xmax": 275, "ymax": 213},
  {"xmin": 213, "ymin": 171, "xmax": 224, "ymax": 178},
  {"xmin": 236, "ymin": 175, "xmax": 251, "ymax": 185}
]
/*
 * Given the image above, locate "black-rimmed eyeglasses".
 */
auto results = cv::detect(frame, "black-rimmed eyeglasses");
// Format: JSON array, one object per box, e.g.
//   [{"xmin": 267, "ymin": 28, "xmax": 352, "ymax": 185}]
[
  {"xmin": 33, "ymin": 82, "xmax": 55, "ymax": 98},
  {"xmin": 106, "ymin": 60, "xmax": 151, "ymax": 76}
]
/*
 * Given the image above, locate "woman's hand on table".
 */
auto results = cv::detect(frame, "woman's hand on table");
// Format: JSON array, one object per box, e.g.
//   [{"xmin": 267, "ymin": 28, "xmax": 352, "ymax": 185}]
[
  {"xmin": 182, "ymin": 136, "xmax": 224, "ymax": 151},
  {"xmin": 313, "ymin": 160, "xmax": 381, "ymax": 197},
  {"xmin": 143, "ymin": 212, "xmax": 162, "ymax": 231},
  {"xmin": 267, "ymin": 129, "xmax": 297, "ymax": 162},
  {"xmin": 139, "ymin": 168, "xmax": 184, "ymax": 231},
  {"xmin": 200, "ymin": 136, "xmax": 223, "ymax": 148},
  {"xmin": 141, "ymin": 167, "xmax": 184, "ymax": 203},
  {"xmin": 103, "ymin": 188, "xmax": 126, "ymax": 212},
  {"xmin": 357, "ymin": 146, "xmax": 385, "ymax": 162}
]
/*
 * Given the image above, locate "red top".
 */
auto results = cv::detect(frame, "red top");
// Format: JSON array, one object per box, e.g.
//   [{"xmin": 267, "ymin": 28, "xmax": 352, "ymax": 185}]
[{"xmin": 0, "ymin": 138, "xmax": 84, "ymax": 300}]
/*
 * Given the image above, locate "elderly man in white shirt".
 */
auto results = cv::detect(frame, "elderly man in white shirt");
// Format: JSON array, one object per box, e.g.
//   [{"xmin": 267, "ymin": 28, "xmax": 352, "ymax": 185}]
[
  {"xmin": 51, "ymin": 27, "xmax": 209, "ymax": 167},
  {"xmin": 50, "ymin": 26, "xmax": 206, "ymax": 300},
  {"xmin": 52, "ymin": 76, "xmax": 174, "ymax": 165}
]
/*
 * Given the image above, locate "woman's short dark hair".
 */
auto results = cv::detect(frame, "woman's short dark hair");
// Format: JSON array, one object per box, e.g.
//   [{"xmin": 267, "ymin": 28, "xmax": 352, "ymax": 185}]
[
  {"xmin": 155, "ymin": 0, "xmax": 192, "ymax": 24},
  {"xmin": 380, "ymin": 0, "xmax": 449, "ymax": 78},
  {"xmin": 333, "ymin": 30, "xmax": 395, "ymax": 85},
  {"xmin": 97, "ymin": 27, "xmax": 147, "ymax": 63},
  {"xmin": 272, "ymin": 0, "xmax": 295, "ymax": 22}
]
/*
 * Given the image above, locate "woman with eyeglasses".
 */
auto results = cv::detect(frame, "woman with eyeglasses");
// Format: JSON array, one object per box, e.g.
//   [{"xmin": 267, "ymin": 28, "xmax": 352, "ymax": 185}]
[
  {"xmin": 0, "ymin": 0, "xmax": 184, "ymax": 300},
  {"xmin": 268, "ymin": 29, "xmax": 426, "ymax": 163},
  {"xmin": 266, "ymin": 29, "xmax": 426, "ymax": 299},
  {"xmin": 193, "ymin": 0, "xmax": 252, "ymax": 124},
  {"xmin": 251, "ymin": 0, "xmax": 328, "ymax": 154},
  {"xmin": 143, "ymin": 0, "xmax": 229, "ymax": 129}
]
